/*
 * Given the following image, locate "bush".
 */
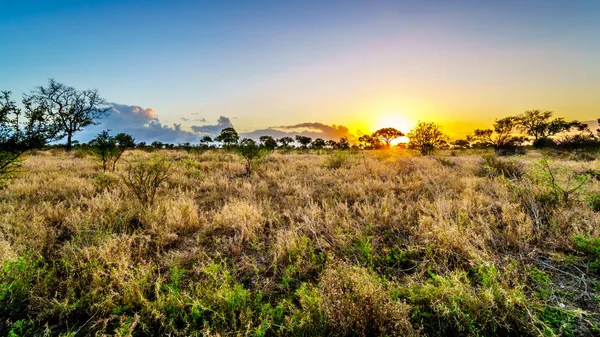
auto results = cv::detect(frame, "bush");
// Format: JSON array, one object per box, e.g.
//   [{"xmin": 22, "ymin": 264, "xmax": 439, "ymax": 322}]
[
  {"xmin": 589, "ymin": 194, "xmax": 600, "ymax": 212},
  {"xmin": 324, "ymin": 151, "xmax": 351, "ymax": 169},
  {"xmin": 235, "ymin": 138, "xmax": 271, "ymax": 175},
  {"xmin": 476, "ymin": 154, "xmax": 523, "ymax": 179},
  {"xmin": 120, "ymin": 157, "xmax": 171, "ymax": 206},
  {"xmin": 89, "ymin": 131, "xmax": 135, "ymax": 171}
]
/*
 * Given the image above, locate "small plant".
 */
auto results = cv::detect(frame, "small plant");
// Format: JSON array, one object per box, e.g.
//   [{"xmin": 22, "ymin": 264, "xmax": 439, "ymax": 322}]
[
  {"xmin": 536, "ymin": 157, "xmax": 589, "ymax": 204},
  {"xmin": 89, "ymin": 130, "xmax": 135, "ymax": 171},
  {"xmin": 235, "ymin": 138, "xmax": 271, "ymax": 175},
  {"xmin": 573, "ymin": 235, "xmax": 600, "ymax": 274},
  {"xmin": 476, "ymin": 154, "xmax": 523, "ymax": 179},
  {"xmin": 120, "ymin": 157, "xmax": 171, "ymax": 206},
  {"xmin": 324, "ymin": 151, "xmax": 351, "ymax": 169},
  {"xmin": 588, "ymin": 193, "xmax": 600, "ymax": 212}
]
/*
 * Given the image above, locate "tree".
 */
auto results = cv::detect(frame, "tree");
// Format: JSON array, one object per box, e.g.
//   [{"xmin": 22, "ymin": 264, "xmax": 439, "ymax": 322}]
[
  {"xmin": 451, "ymin": 139, "xmax": 470, "ymax": 150},
  {"xmin": 372, "ymin": 128, "xmax": 404, "ymax": 148},
  {"xmin": 468, "ymin": 117, "xmax": 525, "ymax": 154},
  {"xmin": 407, "ymin": 122, "xmax": 448, "ymax": 155},
  {"xmin": 215, "ymin": 127, "xmax": 239, "ymax": 149},
  {"xmin": 295, "ymin": 135, "xmax": 312, "ymax": 149},
  {"xmin": 277, "ymin": 136, "xmax": 294, "ymax": 148},
  {"xmin": 325, "ymin": 139, "xmax": 337, "ymax": 149},
  {"xmin": 516, "ymin": 110, "xmax": 588, "ymax": 145},
  {"xmin": 236, "ymin": 138, "xmax": 271, "ymax": 175},
  {"xmin": 200, "ymin": 135, "xmax": 213, "ymax": 145},
  {"xmin": 89, "ymin": 131, "xmax": 135, "ymax": 171},
  {"xmin": 358, "ymin": 134, "xmax": 383, "ymax": 149},
  {"xmin": 336, "ymin": 136, "xmax": 350, "ymax": 149},
  {"xmin": 311, "ymin": 138, "xmax": 326, "ymax": 149},
  {"xmin": 1, "ymin": 91, "xmax": 56, "ymax": 177},
  {"xmin": 259, "ymin": 135, "xmax": 278, "ymax": 150},
  {"xmin": 151, "ymin": 141, "xmax": 164, "ymax": 149},
  {"xmin": 26, "ymin": 79, "xmax": 110, "ymax": 151}
]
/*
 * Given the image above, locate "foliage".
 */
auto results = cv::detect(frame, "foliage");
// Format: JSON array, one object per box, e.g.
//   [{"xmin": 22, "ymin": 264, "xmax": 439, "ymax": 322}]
[
  {"xmin": 215, "ymin": 127, "xmax": 239, "ymax": 149},
  {"xmin": 310, "ymin": 138, "xmax": 326, "ymax": 149},
  {"xmin": 235, "ymin": 138, "xmax": 272, "ymax": 175},
  {"xmin": 277, "ymin": 136, "xmax": 294, "ymax": 148},
  {"xmin": 89, "ymin": 130, "xmax": 135, "ymax": 171},
  {"xmin": 295, "ymin": 135, "xmax": 312, "ymax": 149},
  {"xmin": 515, "ymin": 110, "xmax": 587, "ymax": 141},
  {"xmin": 259, "ymin": 135, "xmax": 277, "ymax": 150},
  {"xmin": 372, "ymin": 127, "xmax": 404, "ymax": 148},
  {"xmin": 0, "ymin": 91, "xmax": 56, "ymax": 180},
  {"xmin": 407, "ymin": 122, "xmax": 449, "ymax": 155},
  {"xmin": 120, "ymin": 156, "xmax": 171, "ymax": 206}
]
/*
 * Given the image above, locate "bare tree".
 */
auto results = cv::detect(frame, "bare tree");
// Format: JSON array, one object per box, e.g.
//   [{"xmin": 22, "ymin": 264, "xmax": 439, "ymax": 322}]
[{"xmin": 26, "ymin": 79, "xmax": 110, "ymax": 151}]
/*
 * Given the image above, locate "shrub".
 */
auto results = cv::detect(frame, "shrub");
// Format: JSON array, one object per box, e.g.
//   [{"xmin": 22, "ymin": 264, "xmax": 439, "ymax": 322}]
[
  {"xmin": 120, "ymin": 157, "xmax": 171, "ymax": 206},
  {"xmin": 476, "ymin": 154, "xmax": 523, "ymax": 179},
  {"xmin": 589, "ymin": 194, "xmax": 600, "ymax": 212},
  {"xmin": 89, "ymin": 130, "xmax": 135, "ymax": 171},
  {"xmin": 235, "ymin": 138, "xmax": 271, "ymax": 175},
  {"xmin": 324, "ymin": 151, "xmax": 351, "ymax": 169}
]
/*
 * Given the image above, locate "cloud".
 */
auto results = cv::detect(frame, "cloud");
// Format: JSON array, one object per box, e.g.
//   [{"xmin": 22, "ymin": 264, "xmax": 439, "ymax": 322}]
[
  {"xmin": 190, "ymin": 116, "xmax": 234, "ymax": 135},
  {"xmin": 181, "ymin": 117, "xmax": 207, "ymax": 122},
  {"xmin": 240, "ymin": 122, "xmax": 354, "ymax": 141},
  {"xmin": 75, "ymin": 103, "xmax": 199, "ymax": 143}
]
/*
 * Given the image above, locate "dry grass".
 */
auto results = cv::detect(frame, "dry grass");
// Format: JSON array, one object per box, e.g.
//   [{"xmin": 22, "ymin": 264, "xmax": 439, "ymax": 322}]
[{"xmin": 1, "ymin": 148, "xmax": 600, "ymax": 336}]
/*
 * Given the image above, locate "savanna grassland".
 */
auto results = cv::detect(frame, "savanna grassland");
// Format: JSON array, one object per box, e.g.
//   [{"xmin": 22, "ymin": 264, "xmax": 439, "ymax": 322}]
[{"xmin": 1, "ymin": 148, "xmax": 600, "ymax": 336}]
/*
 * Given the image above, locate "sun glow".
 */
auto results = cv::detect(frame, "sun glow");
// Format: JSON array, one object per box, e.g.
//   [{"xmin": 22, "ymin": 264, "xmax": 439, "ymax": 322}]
[{"xmin": 368, "ymin": 112, "xmax": 416, "ymax": 144}]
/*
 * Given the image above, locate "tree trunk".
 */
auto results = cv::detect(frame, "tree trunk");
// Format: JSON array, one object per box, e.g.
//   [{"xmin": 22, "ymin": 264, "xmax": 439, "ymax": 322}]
[{"xmin": 66, "ymin": 132, "xmax": 73, "ymax": 152}]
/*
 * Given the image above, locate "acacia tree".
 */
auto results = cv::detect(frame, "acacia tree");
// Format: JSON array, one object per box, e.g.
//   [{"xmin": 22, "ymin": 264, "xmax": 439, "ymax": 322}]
[
  {"xmin": 277, "ymin": 136, "xmax": 294, "ymax": 148},
  {"xmin": 372, "ymin": 127, "xmax": 404, "ymax": 148},
  {"xmin": 468, "ymin": 116, "xmax": 526, "ymax": 154},
  {"xmin": 259, "ymin": 135, "xmax": 278, "ymax": 150},
  {"xmin": 26, "ymin": 79, "xmax": 110, "ymax": 151},
  {"xmin": 311, "ymin": 138, "xmax": 326, "ymax": 149},
  {"xmin": 295, "ymin": 135, "xmax": 312, "ymax": 149},
  {"xmin": 358, "ymin": 134, "xmax": 383, "ymax": 149},
  {"xmin": 1, "ymin": 91, "xmax": 56, "ymax": 177},
  {"xmin": 407, "ymin": 122, "xmax": 448, "ymax": 155},
  {"xmin": 516, "ymin": 110, "xmax": 587, "ymax": 143},
  {"xmin": 336, "ymin": 136, "xmax": 351, "ymax": 149},
  {"xmin": 325, "ymin": 139, "xmax": 337, "ymax": 149},
  {"xmin": 215, "ymin": 127, "xmax": 239, "ymax": 149}
]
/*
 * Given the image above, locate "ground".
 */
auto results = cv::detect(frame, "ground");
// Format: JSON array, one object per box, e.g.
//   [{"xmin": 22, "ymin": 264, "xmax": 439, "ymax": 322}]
[{"xmin": 1, "ymin": 148, "xmax": 599, "ymax": 336}]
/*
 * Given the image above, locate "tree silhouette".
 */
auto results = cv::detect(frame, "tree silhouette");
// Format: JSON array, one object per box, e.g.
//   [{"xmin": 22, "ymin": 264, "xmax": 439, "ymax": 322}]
[
  {"xmin": 1, "ymin": 90, "xmax": 57, "ymax": 177},
  {"xmin": 325, "ymin": 139, "xmax": 337, "ymax": 149},
  {"xmin": 259, "ymin": 135, "xmax": 278, "ymax": 150},
  {"xmin": 26, "ymin": 79, "xmax": 110, "ymax": 151},
  {"xmin": 311, "ymin": 138, "xmax": 326, "ymax": 149},
  {"xmin": 215, "ymin": 127, "xmax": 239, "ymax": 149},
  {"xmin": 336, "ymin": 136, "xmax": 350, "ymax": 149},
  {"xmin": 372, "ymin": 127, "xmax": 404, "ymax": 148},
  {"xmin": 407, "ymin": 122, "xmax": 448, "ymax": 155},
  {"xmin": 468, "ymin": 117, "xmax": 526, "ymax": 155},
  {"xmin": 516, "ymin": 110, "xmax": 587, "ymax": 144},
  {"xmin": 277, "ymin": 136, "xmax": 294, "ymax": 148},
  {"xmin": 295, "ymin": 135, "xmax": 312, "ymax": 149}
]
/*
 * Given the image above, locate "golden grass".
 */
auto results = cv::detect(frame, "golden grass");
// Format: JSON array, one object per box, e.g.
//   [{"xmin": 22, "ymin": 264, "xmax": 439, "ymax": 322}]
[{"xmin": 1, "ymin": 148, "xmax": 599, "ymax": 336}]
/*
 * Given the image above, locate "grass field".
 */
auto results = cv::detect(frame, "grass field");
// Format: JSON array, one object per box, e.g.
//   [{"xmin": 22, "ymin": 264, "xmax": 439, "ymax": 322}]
[{"xmin": 1, "ymin": 148, "xmax": 600, "ymax": 336}]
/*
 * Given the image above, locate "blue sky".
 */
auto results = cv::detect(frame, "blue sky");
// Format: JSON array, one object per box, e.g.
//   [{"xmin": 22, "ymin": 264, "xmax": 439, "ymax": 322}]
[{"xmin": 1, "ymin": 0, "xmax": 599, "ymax": 141}]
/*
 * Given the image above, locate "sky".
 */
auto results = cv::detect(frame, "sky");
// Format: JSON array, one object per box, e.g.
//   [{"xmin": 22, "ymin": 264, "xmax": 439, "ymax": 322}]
[{"xmin": 1, "ymin": 0, "xmax": 599, "ymax": 142}]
